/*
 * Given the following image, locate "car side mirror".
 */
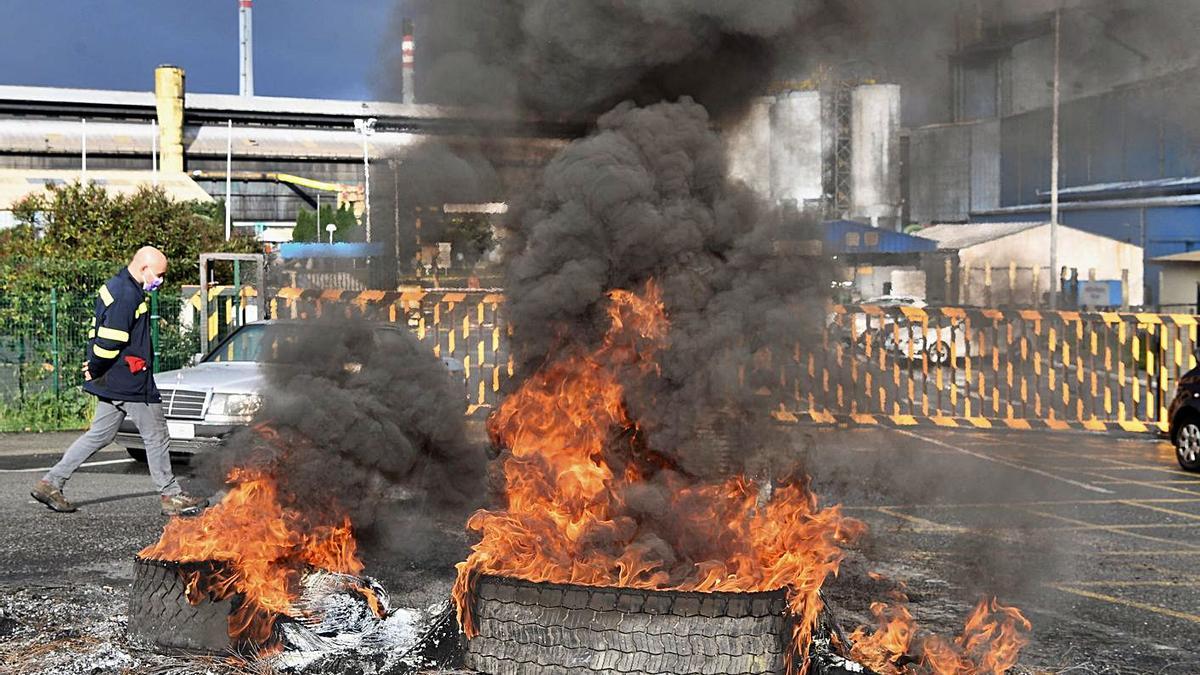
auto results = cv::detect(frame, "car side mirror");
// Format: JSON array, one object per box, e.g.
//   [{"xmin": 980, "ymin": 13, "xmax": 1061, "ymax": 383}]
[{"xmin": 188, "ymin": 352, "xmax": 204, "ymax": 367}]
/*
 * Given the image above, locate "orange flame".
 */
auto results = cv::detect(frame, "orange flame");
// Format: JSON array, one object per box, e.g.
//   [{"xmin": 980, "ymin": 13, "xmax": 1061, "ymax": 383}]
[
  {"xmin": 139, "ymin": 462, "xmax": 364, "ymax": 646},
  {"xmin": 850, "ymin": 596, "xmax": 1032, "ymax": 675},
  {"xmin": 453, "ymin": 282, "xmax": 866, "ymax": 672}
]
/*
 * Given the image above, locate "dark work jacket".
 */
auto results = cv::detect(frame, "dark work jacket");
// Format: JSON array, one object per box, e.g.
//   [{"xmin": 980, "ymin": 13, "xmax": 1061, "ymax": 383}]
[{"xmin": 83, "ymin": 269, "xmax": 161, "ymax": 403}]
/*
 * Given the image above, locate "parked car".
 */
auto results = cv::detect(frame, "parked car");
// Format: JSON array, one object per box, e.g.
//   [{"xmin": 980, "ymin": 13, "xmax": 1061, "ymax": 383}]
[
  {"xmin": 1168, "ymin": 366, "xmax": 1200, "ymax": 471},
  {"xmin": 119, "ymin": 321, "xmax": 466, "ymax": 461},
  {"xmin": 829, "ymin": 296, "xmax": 978, "ymax": 365}
]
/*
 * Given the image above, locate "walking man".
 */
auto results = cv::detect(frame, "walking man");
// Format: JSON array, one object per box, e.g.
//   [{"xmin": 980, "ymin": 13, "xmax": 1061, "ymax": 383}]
[{"xmin": 31, "ymin": 246, "xmax": 208, "ymax": 516}]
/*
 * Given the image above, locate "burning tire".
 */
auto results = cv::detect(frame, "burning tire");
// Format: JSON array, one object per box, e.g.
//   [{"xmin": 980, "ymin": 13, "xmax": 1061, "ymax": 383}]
[
  {"xmin": 463, "ymin": 575, "xmax": 791, "ymax": 675},
  {"xmin": 126, "ymin": 556, "xmax": 236, "ymax": 652}
]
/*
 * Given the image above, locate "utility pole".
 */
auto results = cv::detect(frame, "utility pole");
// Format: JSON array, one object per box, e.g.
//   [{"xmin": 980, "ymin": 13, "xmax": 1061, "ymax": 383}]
[
  {"xmin": 225, "ymin": 119, "xmax": 233, "ymax": 241},
  {"xmin": 354, "ymin": 117, "xmax": 377, "ymax": 242},
  {"xmin": 1049, "ymin": 8, "xmax": 1062, "ymax": 310},
  {"xmin": 151, "ymin": 119, "xmax": 158, "ymax": 185},
  {"xmin": 80, "ymin": 118, "xmax": 87, "ymax": 182}
]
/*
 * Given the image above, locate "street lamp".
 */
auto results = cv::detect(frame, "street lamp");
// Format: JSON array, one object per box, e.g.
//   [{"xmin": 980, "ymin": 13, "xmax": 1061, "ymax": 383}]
[
  {"xmin": 326, "ymin": 222, "xmax": 337, "ymax": 244},
  {"xmin": 353, "ymin": 117, "xmax": 377, "ymax": 243}
]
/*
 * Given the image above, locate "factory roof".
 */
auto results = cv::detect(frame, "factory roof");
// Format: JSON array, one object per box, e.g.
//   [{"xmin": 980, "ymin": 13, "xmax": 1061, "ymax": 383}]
[
  {"xmin": 1152, "ymin": 250, "xmax": 1200, "ymax": 264},
  {"xmin": 1036, "ymin": 176, "xmax": 1200, "ymax": 201},
  {"xmin": 822, "ymin": 220, "xmax": 937, "ymax": 254},
  {"xmin": 0, "ymin": 169, "xmax": 212, "ymax": 210},
  {"xmin": 0, "ymin": 118, "xmax": 565, "ymax": 162},
  {"xmin": 972, "ymin": 193, "xmax": 1200, "ymax": 216},
  {"xmin": 914, "ymin": 222, "xmax": 1044, "ymax": 249},
  {"xmin": 0, "ymin": 84, "xmax": 585, "ymax": 136}
]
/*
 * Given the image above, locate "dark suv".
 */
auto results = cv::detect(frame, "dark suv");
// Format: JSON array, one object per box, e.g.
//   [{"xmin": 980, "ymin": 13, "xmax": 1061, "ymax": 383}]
[{"xmin": 1169, "ymin": 367, "xmax": 1200, "ymax": 471}]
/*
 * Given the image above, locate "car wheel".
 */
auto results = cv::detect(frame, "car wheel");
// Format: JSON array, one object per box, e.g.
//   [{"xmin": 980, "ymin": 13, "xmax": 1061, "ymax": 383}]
[
  {"xmin": 1176, "ymin": 422, "xmax": 1200, "ymax": 471},
  {"xmin": 126, "ymin": 447, "xmax": 147, "ymax": 463},
  {"xmin": 926, "ymin": 341, "xmax": 951, "ymax": 366}
]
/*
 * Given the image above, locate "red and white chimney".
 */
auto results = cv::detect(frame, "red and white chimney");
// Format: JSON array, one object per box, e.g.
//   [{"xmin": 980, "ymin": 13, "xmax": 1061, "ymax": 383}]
[
  {"xmin": 402, "ymin": 18, "xmax": 415, "ymax": 104},
  {"xmin": 239, "ymin": 0, "xmax": 254, "ymax": 96}
]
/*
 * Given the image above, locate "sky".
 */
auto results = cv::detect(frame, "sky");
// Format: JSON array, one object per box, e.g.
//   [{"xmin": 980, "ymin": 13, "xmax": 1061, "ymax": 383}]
[{"xmin": 0, "ymin": 0, "xmax": 401, "ymax": 100}]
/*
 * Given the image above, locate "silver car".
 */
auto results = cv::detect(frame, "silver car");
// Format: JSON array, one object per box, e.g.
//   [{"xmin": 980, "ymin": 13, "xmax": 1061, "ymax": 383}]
[{"xmin": 119, "ymin": 320, "xmax": 466, "ymax": 461}]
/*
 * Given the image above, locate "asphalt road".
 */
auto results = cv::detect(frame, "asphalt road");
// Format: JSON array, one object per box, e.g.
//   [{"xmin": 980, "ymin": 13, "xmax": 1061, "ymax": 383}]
[{"xmin": 1, "ymin": 426, "xmax": 1199, "ymax": 673}]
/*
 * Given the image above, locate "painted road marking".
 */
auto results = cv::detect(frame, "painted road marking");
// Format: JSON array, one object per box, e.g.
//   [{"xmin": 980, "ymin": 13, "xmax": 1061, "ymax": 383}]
[
  {"xmin": 841, "ymin": 497, "xmax": 1200, "ymax": 512},
  {"xmin": 1065, "ymin": 580, "xmax": 1200, "ymax": 588},
  {"xmin": 1093, "ymin": 550, "xmax": 1200, "ymax": 556},
  {"xmin": 890, "ymin": 428, "xmax": 1114, "ymax": 494},
  {"xmin": 1018, "ymin": 507, "xmax": 1200, "ymax": 550},
  {"xmin": 1048, "ymin": 584, "xmax": 1200, "ymax": 624},
  {"xmin": 874, "ymin": 507, "xmax": 967, "ymax": 533},
  {"xmin": 0, "ymin": 458, "xmax": 135, "ymax": 473},
  {"xmin": 1120, "ymin": 500, "xmax": 1200, "ymax": 521}
]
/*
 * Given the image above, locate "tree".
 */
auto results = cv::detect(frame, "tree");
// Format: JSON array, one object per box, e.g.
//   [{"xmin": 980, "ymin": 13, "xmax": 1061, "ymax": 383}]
[
  {"xmin": 444, "ymin": 213, "xmax": 494, "ymax": 267},
  {"xmin": 0, "ymin": 181, "xmax": 257, "ymax": 290},
  {"xmin": 292, "ymin": 203, "xmax": 361, "ymax": 243}
]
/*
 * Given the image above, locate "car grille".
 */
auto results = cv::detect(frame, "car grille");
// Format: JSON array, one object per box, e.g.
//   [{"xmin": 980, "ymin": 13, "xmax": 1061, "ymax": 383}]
[{"xmin": 160, "ymin": 387, "xmax": 208, "ymax": 420}]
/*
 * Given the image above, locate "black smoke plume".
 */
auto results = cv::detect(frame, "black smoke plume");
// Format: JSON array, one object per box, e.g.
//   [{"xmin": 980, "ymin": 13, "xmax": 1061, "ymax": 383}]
[
  {"xmin": 382, "ymin": 0, "xmax": 867, "ymax": 120},
  {"xmin": 199, "ymin": 320, "xmax": 487, "ymax": 537},
  {"xmin": 501, "ymin": 97, "xmax": 830, "ymax": 474},
  {"xmin": 368, "ymin": 142, "xmax": 503, "ymax": 275}
]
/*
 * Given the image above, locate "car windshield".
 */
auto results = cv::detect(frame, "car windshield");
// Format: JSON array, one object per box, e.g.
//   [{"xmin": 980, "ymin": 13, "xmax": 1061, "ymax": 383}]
[
  {"xmin": 204, "ymin": 324, "xmax": 284, "ymax": 363},
  {"xmin": 203, "ymin": 323, "xmax": 424, "ymax": 364}
]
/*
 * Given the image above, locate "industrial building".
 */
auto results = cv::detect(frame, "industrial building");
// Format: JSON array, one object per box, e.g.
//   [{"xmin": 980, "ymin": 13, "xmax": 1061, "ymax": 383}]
[
  {"xmin": 725, "ymin": 82, "xmax": 903, "ymax": 230},
  {"xmin": 906, "ymin": 4, "xmax": 1200, "ymax": 308},
  {"xmin": 0, "ymin": 66, "xmax": 576, "ymax": 238},
  {"xmin": 917, "ymin": 222, "xmax": 1143, "ymax": 308}
]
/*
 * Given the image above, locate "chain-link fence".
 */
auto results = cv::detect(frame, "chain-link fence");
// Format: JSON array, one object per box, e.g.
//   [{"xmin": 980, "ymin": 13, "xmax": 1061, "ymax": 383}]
[{"xmin": 0, "ymin": 259, "xmax": 196, "ymax": 431}]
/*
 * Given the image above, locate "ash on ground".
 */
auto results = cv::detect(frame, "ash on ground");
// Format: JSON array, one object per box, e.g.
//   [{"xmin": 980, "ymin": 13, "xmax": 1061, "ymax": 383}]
[{"xmin": 0, "ymin": 577, "xmax": 456, "ymax": 675}]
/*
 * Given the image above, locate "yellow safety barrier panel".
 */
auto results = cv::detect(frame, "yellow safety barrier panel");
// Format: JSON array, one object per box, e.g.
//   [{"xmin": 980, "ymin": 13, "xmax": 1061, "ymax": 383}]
[
  {"xmin": 791, "ymin": 304, "xmax": 1199, "ymax": 434},
  {"xmin": 230, "ymin": 289, "xmax": 1197, "ymax": 432}
]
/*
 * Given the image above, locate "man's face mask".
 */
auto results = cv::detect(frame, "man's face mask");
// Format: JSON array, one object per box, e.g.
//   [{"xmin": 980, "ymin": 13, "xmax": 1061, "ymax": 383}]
[{"xmin": 143, "ymin": 270, "xmax": 163, "ymax": 292}]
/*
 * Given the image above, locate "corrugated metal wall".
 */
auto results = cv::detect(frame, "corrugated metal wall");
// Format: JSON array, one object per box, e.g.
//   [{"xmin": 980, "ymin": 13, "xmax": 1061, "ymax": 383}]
[
  {"xmin": 1001, "ymin": 71, "xmax": 1200, "ymax": 206},
  {"xmin": 908, "ymin": 120, "xmax": 999, "ymax": 223}
]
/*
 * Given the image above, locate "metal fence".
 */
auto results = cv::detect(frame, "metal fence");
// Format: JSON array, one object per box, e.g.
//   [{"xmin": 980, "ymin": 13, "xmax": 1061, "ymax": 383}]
[
  {"xmin": 0, "ymin": 285, "xmax": 192, "ymax": 430},
  {"xmin": 14, "ymin": 280, "xmax": 1197, "ymax": 434},
  {"xmin": 265, "ymin": 288, "xmax": 511, "ymax": 416},
  {"xmin": 785, "ymin": 305, "xmax": 1199, "ymax": 433},
  {"xmin": 254, "ymin": 292, "xmax": 1200, "ymax": 432}
]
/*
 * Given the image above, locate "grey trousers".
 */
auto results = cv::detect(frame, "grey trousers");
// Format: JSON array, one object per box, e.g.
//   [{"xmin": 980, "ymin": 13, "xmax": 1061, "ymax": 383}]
[{"xmin": 44, "ymin": 399, "xmax": 181, "ymax": 496}]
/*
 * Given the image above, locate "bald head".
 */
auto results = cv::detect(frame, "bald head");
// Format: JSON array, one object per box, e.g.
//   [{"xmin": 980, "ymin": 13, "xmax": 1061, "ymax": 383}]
[{"xmin": 128, "ymin": 246, "xmax": 168, "ymax": 290}]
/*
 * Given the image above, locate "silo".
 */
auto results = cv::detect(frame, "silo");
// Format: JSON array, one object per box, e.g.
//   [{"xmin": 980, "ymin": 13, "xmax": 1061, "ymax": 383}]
[
  {"xmin": 725, "ymin": 96, "xmax": 773, "ymax": 199},
  {"xmin": 850, "ymin": 84, "xmax": 901, "ymax": 228},
  {"xmin": 769, "ymin": 90, "xmax": 824, "ymax": 207}
]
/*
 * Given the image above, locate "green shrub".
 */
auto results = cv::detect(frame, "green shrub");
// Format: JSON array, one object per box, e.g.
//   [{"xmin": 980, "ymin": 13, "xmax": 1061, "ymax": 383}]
[{"xmin": 0, "ymin": 388, "xmax": 94, "ymax": 432}]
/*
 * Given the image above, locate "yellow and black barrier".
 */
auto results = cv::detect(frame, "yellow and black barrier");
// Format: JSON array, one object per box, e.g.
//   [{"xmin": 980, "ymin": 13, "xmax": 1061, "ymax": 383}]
[
  {"xmin": 185, "ymin": 288, "xmax": 1197, "ymax": 434},
  {"xmin": 777, "ymin": 304, "xmax": 1199, "ymax": 434},
  {"xmin": 267, "ymin": 287, "xmax": 511, "ymax": 417}
]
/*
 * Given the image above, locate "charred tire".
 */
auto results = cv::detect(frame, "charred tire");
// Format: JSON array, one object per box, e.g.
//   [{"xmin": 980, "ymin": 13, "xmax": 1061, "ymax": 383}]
[
  {"xmin": 1176, "ymin": 421, "xmax": 1200, "ymax": 471},
  {"xmin": 126, "ymin": 447, "xmax": 147, "ymax": 463},
  {"xmin": 126, "ymin": 556, "xmax": 236, "ymax": 652},
  {"xmin": 464, "ymin": 575, "xmax": 791, "ymax": 675}
]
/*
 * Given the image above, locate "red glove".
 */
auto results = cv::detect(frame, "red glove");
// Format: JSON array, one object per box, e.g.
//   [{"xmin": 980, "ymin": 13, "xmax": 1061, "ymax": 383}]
[{"xmin": 124, "ymin": 355, "xmax": 147, "ymax": 373}]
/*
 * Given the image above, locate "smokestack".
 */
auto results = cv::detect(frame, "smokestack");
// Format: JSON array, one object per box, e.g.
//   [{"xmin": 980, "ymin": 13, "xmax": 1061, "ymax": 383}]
[
  {"xmin": 401, "ymin": 18, "xmax": 415, "ymax": 105},
  {"xmin": 154, "ymin": 65, "xmax": 185, "ymax": 173},
  {"xmin": 239, "ymin": 0, "xmax": 254, "ymax": 96}
]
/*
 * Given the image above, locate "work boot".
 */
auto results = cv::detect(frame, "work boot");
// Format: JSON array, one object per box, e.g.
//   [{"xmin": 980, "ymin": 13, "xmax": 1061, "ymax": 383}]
[
  {"xmin": 161, "ymin": 493, "xmax": 208, "ymax": 517},
  {"xmin": 31, "ymin": 480, "xmax": 77, "ymax": 513}
]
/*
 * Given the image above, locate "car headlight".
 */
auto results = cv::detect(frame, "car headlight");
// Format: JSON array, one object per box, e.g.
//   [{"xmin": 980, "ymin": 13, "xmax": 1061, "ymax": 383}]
[{"xmin": 210, "ymin": 393, "xmax": 262, "ymax": 418}]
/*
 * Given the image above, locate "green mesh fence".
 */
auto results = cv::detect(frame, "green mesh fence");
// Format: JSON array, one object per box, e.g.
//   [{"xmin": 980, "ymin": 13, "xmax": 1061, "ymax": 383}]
[{"xmin": 0, "ymin": 259, "xmax": 195, "ymax": 431}]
